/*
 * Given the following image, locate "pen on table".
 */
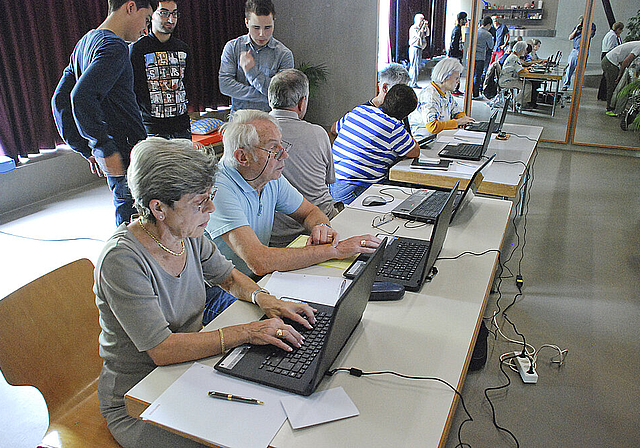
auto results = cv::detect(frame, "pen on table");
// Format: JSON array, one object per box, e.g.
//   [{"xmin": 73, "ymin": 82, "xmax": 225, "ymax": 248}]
[{"xmin": 208, "ymin": 391, "xmax": 264, "ymax": 405}]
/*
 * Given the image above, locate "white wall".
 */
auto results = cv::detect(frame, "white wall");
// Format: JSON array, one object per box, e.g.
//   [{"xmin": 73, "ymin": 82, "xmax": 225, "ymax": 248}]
[{"xmin": 275, "ymin": 0, "xmax": 379, "ymax": 126}]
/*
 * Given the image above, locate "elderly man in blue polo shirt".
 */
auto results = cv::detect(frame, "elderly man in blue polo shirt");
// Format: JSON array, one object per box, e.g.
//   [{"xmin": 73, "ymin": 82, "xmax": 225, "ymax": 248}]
[
  {"xmin": 204, "ymin": 110, "xmax": 380, "ymax": 322},
  {"xmin": 219, "ymin": 0, "xmax": 294, "ymax": 112}
]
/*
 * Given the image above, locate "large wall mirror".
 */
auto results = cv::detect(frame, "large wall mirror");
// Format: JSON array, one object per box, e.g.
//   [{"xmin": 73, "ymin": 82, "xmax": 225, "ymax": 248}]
[
  {"xmin": 572, "ymin": 0, "xmax": 639, "ymax": 149},
  {"xmin": 466, "ymin": 0, "xmax": 639, "ymax": 149}
]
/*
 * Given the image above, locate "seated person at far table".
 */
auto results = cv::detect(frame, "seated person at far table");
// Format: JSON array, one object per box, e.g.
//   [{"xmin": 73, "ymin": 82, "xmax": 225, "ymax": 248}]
[
  {"xmin": 330, "ymin": 84, "xmax": 420, "ymax": 205},
  {"xmin": 330, "ymin": 63, "xmax": 411, "ymax": 136},
  {"xmin": 95, "ymin": 137, "xmax": 316, "ymax": 448},
  {"xmin": 499, "ymin": 40, "xmax": 534, "ymax": 110},
  {"xmin": 408, "ymin": 57, "xmax": 475, "ymax": 139},
  {"xmin": 205, "ymin": 109, "xmax": 380, "ymax": 284},
  {"xmin": 268, "ymin": 68, "xmax": 339, "ymax": 247}
]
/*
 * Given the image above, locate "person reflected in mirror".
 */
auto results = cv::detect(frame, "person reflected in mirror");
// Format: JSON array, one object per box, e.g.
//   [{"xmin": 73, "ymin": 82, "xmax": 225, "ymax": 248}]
[{"xmin": 562, "ymin": 15, "xmax": 596, "ymax": 91}]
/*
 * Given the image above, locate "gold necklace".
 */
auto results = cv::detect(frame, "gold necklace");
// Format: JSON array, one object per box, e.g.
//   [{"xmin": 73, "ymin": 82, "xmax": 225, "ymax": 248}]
[{"xmin": 138, "ymin": 218, "xmax": 185, "ymax": 256}]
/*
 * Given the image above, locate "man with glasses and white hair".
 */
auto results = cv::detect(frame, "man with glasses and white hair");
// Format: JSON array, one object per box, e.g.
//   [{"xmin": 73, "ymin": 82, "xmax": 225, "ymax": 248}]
[
  {"xmin": 268, "ymin": 69, "xmax": 339, "ymax": 247},
  {"xmin": 130, "ymin": 0, "xmax": 191, "ymax": 138},
  {"xmin": 204, "ymin": 110, "xmax": 380, "ymax": 291}
]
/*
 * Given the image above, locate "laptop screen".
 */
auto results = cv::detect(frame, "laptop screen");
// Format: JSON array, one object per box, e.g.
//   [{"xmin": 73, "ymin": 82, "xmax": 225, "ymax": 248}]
[
  {"xmin": 453, "ymin": 154, "xmax": 496, "ymax": 221},
  {"xmin": 497, "ymin": 95, "xmax": 511, "ymax": 132},
  {"xmin": 479, "ymin": 112, "xmax": 498, "ymax": 152},
  {"xmin": 313, "ymin": 240, "xmax": 386, "ymax": 382},
  {"xmin": 424, "ymin": 182, "xmax": 458, "ymax": 274}
]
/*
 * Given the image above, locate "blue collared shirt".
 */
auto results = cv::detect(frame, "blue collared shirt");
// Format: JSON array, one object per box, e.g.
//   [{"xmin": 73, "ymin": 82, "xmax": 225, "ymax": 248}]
[
  {"xmin": 218, "ymin": 34, "xmax": 294, "ymax": 112},
  {"xmin": 205, "ymin": 160, "xmax": 303, "ymax": 276}
]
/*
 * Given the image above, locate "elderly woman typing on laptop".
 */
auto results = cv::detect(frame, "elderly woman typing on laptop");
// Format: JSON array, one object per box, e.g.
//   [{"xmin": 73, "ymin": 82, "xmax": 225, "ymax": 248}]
[
  {"xmin": 408, "ymin": 57, "xmax": 475, "ymax": 139},
  {"xmin": 94, "ymin": 138, "xmax": 315, "ymax": 448}
]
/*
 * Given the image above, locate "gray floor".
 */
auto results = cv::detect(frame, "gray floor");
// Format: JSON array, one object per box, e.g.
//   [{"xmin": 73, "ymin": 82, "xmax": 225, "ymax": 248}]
[{"xmin": 443, "ymin": 148, "xmax": 640, "ymax": 447}]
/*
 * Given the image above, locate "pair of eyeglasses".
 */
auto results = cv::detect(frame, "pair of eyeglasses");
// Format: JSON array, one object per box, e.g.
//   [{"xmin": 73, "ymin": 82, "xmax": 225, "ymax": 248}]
[
  {"xmin": 156, "ymin": 10, "xmax": 180, "ymax": 18},
  {"xmin": 255, "ymin": 140, "xmax": 292, "ymax": 161},
  {"xmin": 196, "ymin": 188, "xmax": 217, "ymax": 212}
]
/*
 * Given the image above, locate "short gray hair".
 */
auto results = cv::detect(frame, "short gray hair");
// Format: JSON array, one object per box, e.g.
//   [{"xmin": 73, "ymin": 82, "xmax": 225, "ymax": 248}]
[
  {"xmin": 431, "ymin": 57, "xmax": 463, "ymax": 83},
  {"xmin": 127, "ymin": 137, "xmax": 218, "ymax": 222},
  {"xmin": 268, "ymin": 69, "xmax": 309, "ymax": 109},
  {"xmin": 220, "ymin": 109, "xmax": 281, "ymax": 168},
  {"xmin": 512, "ymin": 40, "xmax": 528, "ymax": 56},
  {"xmin": 379, "ymin": 63, "xmax": 410, "ymax": 87}
]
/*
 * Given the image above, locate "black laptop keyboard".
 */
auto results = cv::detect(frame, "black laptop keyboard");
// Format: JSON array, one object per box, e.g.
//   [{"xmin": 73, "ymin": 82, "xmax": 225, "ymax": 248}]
[
  {"xmin": 259, "ymin": 311, "xmax": 331, "ymax": 379},
  {"xmin": 378, "ymin": 240, "xmax": 430, "ymax": 281},
  {"xmin": 447, "ymin": 143, "xmax": 482, "ymax": 158},
  {"xmin": 410, "ymin": 192, "xmax": 447, "ymax": 217},
  {"xmin": 468, "ymin": 122, "xmax": 497, "ymax": 133}
]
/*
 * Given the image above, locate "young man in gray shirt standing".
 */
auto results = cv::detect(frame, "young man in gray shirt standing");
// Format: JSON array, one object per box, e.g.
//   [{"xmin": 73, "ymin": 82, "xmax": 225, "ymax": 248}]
[{"xmin": 219, "ymin": 0, "xmax": 294, "ymax": 112}]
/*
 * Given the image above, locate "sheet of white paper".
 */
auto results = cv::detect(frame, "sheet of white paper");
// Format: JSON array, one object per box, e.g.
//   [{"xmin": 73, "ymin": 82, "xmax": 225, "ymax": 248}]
[
  {"xmin": 280, "ymin": 387, "xmax": 359, "ymax": 429},
  {"xmin": 140, "ymin": 363, "xmax": 290, "ymax": 448},
  {"xmin": 453, "ymin": 129, "xmax": 486, "ymax": 139},
  {"xmin": 265, "ymin": 271, "xmax": 349, "ymax": 307},
  {"xmin": 449, "ymin": 161, "xmax": 479, "ymax": 175}
]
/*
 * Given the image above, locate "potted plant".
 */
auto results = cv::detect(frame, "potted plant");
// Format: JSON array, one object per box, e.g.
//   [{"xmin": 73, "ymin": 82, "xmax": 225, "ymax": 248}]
[
  {"xmin": 618, "ymin": 80, "xmax": 640, "ymax": 131},
  {"xmin": 296, "ymin": 61, "xmax": 329, "ymax": 98}
]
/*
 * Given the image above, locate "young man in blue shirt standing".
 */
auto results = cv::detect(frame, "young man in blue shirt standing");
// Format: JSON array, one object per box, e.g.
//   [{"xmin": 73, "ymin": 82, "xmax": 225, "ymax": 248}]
[{"xmin": 52, "ymin": 0, "xmax": 156, "ymax": 226}]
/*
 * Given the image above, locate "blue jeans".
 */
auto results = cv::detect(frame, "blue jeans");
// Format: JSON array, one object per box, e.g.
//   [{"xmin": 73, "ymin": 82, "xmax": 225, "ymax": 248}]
[
  {"xmin": 473, "ymin": 59, "xmax": 485, "ymax": 97},
  {"xmin": 203, "ymin": 285, "xmax": 237, "ymax": 326},
  {"xmin": 563, "ymin": 49, "xmax": 579, "ymax": 88},
  {"xmin": 106, "ymin": 175, "xmax": 136, "ymax": 226},
  {"xmin": 329, "ymin": 181, "xmax": 368, "ymax": 205}
]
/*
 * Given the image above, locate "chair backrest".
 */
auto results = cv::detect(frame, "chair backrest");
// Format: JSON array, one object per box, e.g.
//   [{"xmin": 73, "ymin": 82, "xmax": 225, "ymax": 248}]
[{"xmin": 0, "ymin": 259, "xmax": 102, "ymax": 420}]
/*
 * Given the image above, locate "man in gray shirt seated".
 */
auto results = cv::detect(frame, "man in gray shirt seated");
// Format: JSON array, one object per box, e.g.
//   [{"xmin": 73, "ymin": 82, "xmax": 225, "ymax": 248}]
[
  {"xmin": 219, "ymin": 0, "xmax": 294, "ymax": 112},
  {"xmin": 268, "ymin": 69, "xmax": 338, "ymax": 247}
]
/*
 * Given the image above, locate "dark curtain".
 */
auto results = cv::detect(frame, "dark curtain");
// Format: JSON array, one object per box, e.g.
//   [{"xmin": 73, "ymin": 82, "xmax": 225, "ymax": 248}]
[
  {"xmin": 0, "ymin": 0, "xmax": 245, "ymax": 162},
  {"xmin": 389, "ymin": 0, "xmax": 444, "ymax": 63}
]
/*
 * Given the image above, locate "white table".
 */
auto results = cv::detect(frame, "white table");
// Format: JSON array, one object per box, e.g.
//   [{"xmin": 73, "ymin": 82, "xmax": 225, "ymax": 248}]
[
  {"xmin": 389, "ymin": 123, "xmax": 541, "ymax": 200},
  {"xmin": 125, "ymin": 193, "xmax": 512, "ymax": 447}
]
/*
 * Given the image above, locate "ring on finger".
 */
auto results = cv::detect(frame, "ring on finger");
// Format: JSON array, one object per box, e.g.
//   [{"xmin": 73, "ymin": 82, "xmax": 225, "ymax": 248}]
[
  {"xmin": 360, "ymin": 239, "xmax": 367, "ymax": 247},
  {"xmin": 276, "ymin": 328, "xmax": 284, "ymax": 338}
]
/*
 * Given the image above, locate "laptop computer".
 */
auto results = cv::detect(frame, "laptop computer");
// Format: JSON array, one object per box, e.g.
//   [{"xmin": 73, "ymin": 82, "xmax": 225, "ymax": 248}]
[
  {"xmin": 214, "ymin": 240, "xmax": 386, "ymax": 396},
  {"xmin": 528, "ymin": 56, "xmax": 552, "ymax": 74},
  {"xmin": 439, "ymin": 112, "xmax": 496, "ymax": 161},
  {"xmin": 465, "ymin": 94, "xmax": 511, "ymax": 133},
  {"xmin": 343, "ymin": 182, "xmax": 458, "ymax": 292},
  {"xmin": 392, "ymin": 154, "xmax": 496, "ymax": 223}
]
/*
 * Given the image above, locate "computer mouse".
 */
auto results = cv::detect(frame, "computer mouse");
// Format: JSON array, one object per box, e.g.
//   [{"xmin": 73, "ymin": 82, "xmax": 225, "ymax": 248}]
[{"xmin": 362, "ymin": 195, "xmax": 387, "ymax": 207}]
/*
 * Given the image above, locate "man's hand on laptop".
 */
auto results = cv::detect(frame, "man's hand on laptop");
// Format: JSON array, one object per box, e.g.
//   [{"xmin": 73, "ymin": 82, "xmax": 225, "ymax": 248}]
[
  {"xmin": 307, "ymin": 223, "xmax": 339, "ymax": 247},
  {"xmin": 334, "ymin": 235, "xmax": 382, "ymax": 258},
  {"xmin": 257, "ymin": 294, "xmax": 317, "ymax": 329}
]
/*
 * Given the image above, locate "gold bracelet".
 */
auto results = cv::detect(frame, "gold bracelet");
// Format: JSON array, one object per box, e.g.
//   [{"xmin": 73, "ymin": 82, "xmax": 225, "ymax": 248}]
[{"xmin": 218, "ymin": 328, "xmax": 226, "ymax": 354}]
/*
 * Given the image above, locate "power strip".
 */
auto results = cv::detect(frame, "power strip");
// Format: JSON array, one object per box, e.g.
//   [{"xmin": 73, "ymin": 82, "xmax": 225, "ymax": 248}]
[{"xmin": 513, "ymin": 352, "xmax": 538, "ymax": 383}]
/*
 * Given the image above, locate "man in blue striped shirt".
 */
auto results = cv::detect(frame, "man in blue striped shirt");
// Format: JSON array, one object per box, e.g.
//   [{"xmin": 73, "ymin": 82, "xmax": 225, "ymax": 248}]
[{"xmin": 330, "ymin": 84, "xmax": 420, "ymax": 204}]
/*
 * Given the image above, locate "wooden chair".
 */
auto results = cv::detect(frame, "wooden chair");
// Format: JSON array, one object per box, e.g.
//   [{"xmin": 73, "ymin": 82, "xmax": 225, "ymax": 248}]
[{"xmin": 0, "ymin": 259, "xmax": 120, "ymax": 447}]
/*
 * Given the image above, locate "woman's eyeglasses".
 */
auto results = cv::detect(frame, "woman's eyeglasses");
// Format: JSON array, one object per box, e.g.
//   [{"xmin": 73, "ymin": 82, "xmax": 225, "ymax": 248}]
[{"xmin": 196, "ymin": 188, "xmax": 217, "ymax": 212}]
